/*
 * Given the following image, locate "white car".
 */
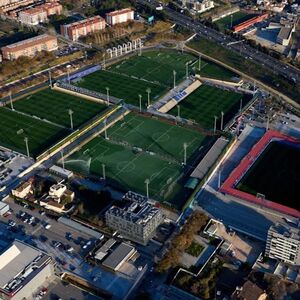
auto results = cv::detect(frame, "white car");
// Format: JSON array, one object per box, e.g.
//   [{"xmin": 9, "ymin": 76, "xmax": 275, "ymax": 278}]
[{"xmin": 44, "ymin": 224, "xmax": 51, "ymax": 230}]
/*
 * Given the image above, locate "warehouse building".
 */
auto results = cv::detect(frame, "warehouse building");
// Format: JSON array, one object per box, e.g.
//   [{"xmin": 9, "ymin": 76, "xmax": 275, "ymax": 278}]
[
  {"xmin": 60, "ymin": 16, "xmax": 105, "ymax": 41},
  {"xmin": 1, "ymin": 34, "xmax": 58, "ymax": 60},
  {"xmin": 105, "ymin": 191, "xmax": 163, "ymax": 245},
  {"xmin": 105, "ymin": 8, "xmax": 134, "ymax": 26},
  {"xmin": 0, "ymin": 240, "xmax": 54, "ymax": 300}
]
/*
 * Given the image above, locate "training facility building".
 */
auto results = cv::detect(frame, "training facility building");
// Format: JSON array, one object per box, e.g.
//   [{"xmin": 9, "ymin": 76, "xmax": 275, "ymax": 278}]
[
  {"xmin": 265, "ymin": 223, "xmax": 300, "ymax": 265},
  {"xmin": 60, "ymin": 16, "xmax": 105, "ymax": 41},
  {"xmin": 1, "ymin": 34, "xmax": 58, "ymax": 60},
  {"xmin": 0, "ymin": 240, "xmax": 54, "ymax": 300},
  {"xmin": 105, "ymin": 8, "xmax": 134, "ymax": 26},
  {"xmin": 105, "ymin": 191, "xmax": 163, "ymax": 245}
]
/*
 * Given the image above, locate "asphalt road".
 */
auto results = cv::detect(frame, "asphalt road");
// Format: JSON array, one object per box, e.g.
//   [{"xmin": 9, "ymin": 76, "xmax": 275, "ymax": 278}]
[{"xmin": 136, "ymin": 0, "xmax": 300, "ymax": 89}]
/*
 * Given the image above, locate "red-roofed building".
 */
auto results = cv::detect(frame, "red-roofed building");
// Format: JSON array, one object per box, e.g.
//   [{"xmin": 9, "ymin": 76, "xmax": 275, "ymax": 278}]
[
  {"xmin": 60, "ymin": 16, "xmax": 105, "ymax": 41},
  {"xmin": 106, "ymin": 8, "xmax": 134, "ymax": 26}
]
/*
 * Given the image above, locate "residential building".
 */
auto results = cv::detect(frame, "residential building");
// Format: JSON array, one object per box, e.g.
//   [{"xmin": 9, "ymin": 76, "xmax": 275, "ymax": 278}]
[
  {"xmin": 265, "ymin": 223, "xmax": 300, "ymax": 265},
  {"xmin": 1, "ymin": 34, "xmax": 58, "ymax": 60},
  {"xmin": 11, "ymin": 181, "xmax": 32, "ymax": 199},
  {"xmin": 60, "ymin": 16, "xmax": 105, "ymax": 41},
  {"xmin": 0, "ymin": 0, "xmax": 35, "ymax": 14},
  {"xmin": 102, "ymin": 242, "xmax": 136, "ymax": 271},
  {"xmin": 38, "ymin": 1, "xmax": 62, "ymax": 16},
  {"xmin": 19, "ymin": 7, "xmax": 48, "ymax": 25},
  {"xmin": 0, "ymin": 240, "xmax": 54, "ymax": 300},
  {"xmin": 105, "ymin": 8, "xmax": 134, "ymax": 26},
  {"xmin": 105, "ymin": 191, "xmax": 163, "ymax": 245}
]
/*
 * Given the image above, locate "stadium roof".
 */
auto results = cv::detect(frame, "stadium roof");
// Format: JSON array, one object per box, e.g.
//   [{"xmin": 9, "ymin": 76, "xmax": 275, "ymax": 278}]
[
  {"xmin": 0, "ymin": 241, "xmax": 45, "ymax": 288},
  {"xmin": 102, "ymin": 243, "xmax": 136, "ymax": 271}
]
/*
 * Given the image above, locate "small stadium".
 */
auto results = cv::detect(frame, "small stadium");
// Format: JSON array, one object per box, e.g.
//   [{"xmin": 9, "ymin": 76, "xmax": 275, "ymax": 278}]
[
  {"xmin": 0, "ymin": 89, "xmax": 107, "ymax": 157},
  {"xmin": 214, "ymin": 11, "xmax": 255, "ymax": 31},
  {"xmin": 220, "ymin": 130, "xmax": 300, "ymax": 217},
  {"xmin": 65, "ymin": 113, "xmax": 215, "ymax": 208}
]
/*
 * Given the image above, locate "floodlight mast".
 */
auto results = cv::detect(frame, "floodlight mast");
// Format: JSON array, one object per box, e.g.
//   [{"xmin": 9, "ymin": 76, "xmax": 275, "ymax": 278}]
[
  {"xmin": 138, "ymin": 94, "xmax": 142, "ymax": 113},
  {"xmin": 145, "ymin": 178, "xmax": 150, "ymax": 198},
  {"xmin": 102, "ymin": 163, "xmax": 106, "ymax": 180},
  {"xmin": 173, "ymin": 70, "xmax": 177, "ymax": 89},
  {"xmin": 146, "ymin": 88, "xmax": 151, "ymax": 107},
  {"xmin": 24, "ymin": 137, "xmax": 29, "ymax": 157},
  {"xmin": 106, "ymin": 87, "xmax": 110, "ymax": 106},
  {"xmin": 214, "ymin": 116, "xmax": 217, "ymax": 134},
  {"xmin": 60, "ymin": 150, "xmax": 65, "ymax": 170},
  {"xmin": 220, "ymin": 111, "xmax": 224, "ymax": 131},
  {"xmin": 68, "ymin": 109, "xmax": 74, "ymax": 130},
  {"xmin": 9, "ymin": 91, "xmax": 14, "ymax": 111},
  {"xmin": 177, "ymin": 105, "xmax": 180, "ymax": 118},
  {"xmin": 183, "ymin": 142, "xmax": 187, "ymax": 165}
]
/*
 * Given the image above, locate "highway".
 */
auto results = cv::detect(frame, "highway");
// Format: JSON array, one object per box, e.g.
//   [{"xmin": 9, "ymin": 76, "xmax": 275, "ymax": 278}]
[{"xmin": 135, "ymin": 0, "xmax": 300, "ymax": 90}]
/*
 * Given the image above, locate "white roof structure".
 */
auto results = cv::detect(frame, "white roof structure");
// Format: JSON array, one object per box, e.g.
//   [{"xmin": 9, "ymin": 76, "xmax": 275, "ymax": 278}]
[{"xmin": 0, "ymin": 241, "xmax": 41, "ymax": 288}]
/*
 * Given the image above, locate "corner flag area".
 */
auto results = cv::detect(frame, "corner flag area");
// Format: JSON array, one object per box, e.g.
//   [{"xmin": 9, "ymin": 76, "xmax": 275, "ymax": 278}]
[{"xmin": 65, "ymin": 113, "xmax": 214, "ymax": 208}]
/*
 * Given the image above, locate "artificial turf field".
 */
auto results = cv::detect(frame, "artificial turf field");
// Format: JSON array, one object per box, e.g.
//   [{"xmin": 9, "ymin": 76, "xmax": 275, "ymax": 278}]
[
  {"xmin": 65, "ymin": 113, "xmax": 212, "ymax": 207},
  {"xmin": 169, "ymin": 85, "xmax": 251, "ymax": 129},
  {"xmin": 237, "ymin": 141, "xmax": 300, "ymax": 210},
  {"xmin": 10, "ymin": 89, "xmax": 107, "ymax": 128},
  {"xmin": 0, "ymin": 108, "xmax": 67, "ymax": 157},
  {"xmin": 214, "ymin": 11, "xmax": 254, "ymax": 31},
  {"xmin": 77, "ymin": 50, "xmax": 238, "ymax": 107}
]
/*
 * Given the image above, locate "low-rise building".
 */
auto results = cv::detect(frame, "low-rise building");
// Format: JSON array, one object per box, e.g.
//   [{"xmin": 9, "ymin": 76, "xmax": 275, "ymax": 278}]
[
  {"xmin": 265, "ymin": 223, "xmax": 300, "ymax": 265},
  {"xmin": 105, "ymin": 191, "xmax": 163, "ymax": 245},
  {"xmin": 0, "ymin": 0, "xmax": 35, "ymax": 14},
  {"xmin": 1, "ymin": 34, "xmax": 58, "ymax": 60},
  {"xmin": 18, "ymin": 7, "xmax": 48, "ymax": 25},
  {"xmin": 11, "ymin": 181, "xmax": 32, "ymax": 199},
  {"xmin": 102, "ymin": 242, "xmax": 136, "ymax": 271},
  {"xmin": 60, "ymin": 16, "xmax": 105, "ymax": 41},
  {"xmin": 277, "ymin": 26, "xmax": 293, "ymax": 46},
  {"xmin": 38, "ymin": 1, "xmax": 62, "ymax": 16},
  {"xmin": 49, "ymin": 183, "xmax": 67, "ymax": 199},
  {"xmin": 0, "ymin": 240, "xmax": 54, "ymax": 300},
  {"xmin": 105, "ymin": 8, "xmax": 134, "ymax": 26}
]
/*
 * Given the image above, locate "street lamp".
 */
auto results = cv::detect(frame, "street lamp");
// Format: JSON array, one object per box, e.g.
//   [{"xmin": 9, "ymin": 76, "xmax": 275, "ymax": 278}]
[
  {"xmin": 214, "ymin": 116, "xmax": 217, "ymax": 134},
  {"xmin": 9, "ymin": 91, "xmax": 14, "ymax": 111},
  {"xmin": 66, "ymin": 64, "xmax": 71, "ymax": 84},
  {"xmin": 48, "ymin": 70, "xmax": 52, "ymax": 88},
  {"xmin": 220, "ymin": 111, "xmax": 224, "ymax": 131},
  {"xmin": 183, "ymin": 142, "xmax": 187, "ymax": 165},
  {"xmin": 68, "ymin": 109, "xmax": 74, "ymax": 130},
  {"xmin": 104, "ymin": 118, "xmax": 108, "ymax": 139},
  {"xmin": 138, "ymin": 94, "xmax": 142, "ymax": 113},
  {"xmin": 186, "ymin": 62, "xmax": 189, "ymax": 79},
  {"xmin": 198, "ymin": 55, "xmax": 201, "ymax": 72},
  {"xmin": 145, "ymin": 178, "xmax": 150, "ymax": 198},
  {"xmin": 146, "ymin": 88, "xmax": 151, "ymax": 107},
  {"xmin": 173, "ymin": 70, "xmax": 177, "ymax": 89},
  {"xmin": 24, "ymin": 137, "xmax": 29, "ymax": 157},
  {"xmin": 177, "ymin": 105, "xmax": 180, "ymax": 118}
]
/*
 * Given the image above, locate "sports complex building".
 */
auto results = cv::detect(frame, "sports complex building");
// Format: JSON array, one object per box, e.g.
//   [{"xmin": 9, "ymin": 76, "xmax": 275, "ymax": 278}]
[
  {"xmin": 0, "ymin": 48, "xmax": 257, "ymax": 211},
  {"xmin": 220, "ymin": 130, "xmax": 300, "ymax": 217}
]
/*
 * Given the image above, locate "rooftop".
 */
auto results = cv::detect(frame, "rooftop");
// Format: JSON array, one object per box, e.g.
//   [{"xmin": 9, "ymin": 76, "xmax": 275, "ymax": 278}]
[
  {"xmin": 19, "ymin": 7, "xmax": 44, "ymax": 15},
  {"xmin": 102, "ymin": 243, "xmax": 135, "ymax": 270},
  {"xmin": 106, "ymin": 8, "xmax": 134, "ymax": 17},
  {"xmin": 270, "ymin": 223, "xmax": 300, "ymax": 241},
  {"xmin": 0, "ymin": 241, "xmax": 51, "ymax": 294},
  {"xmin": 278, "ymin": 26, "xmax": 292, "ymax": 40},
  {"xmin": 63, "ymin": 15, "xmax": 104, "ymax": 29}
]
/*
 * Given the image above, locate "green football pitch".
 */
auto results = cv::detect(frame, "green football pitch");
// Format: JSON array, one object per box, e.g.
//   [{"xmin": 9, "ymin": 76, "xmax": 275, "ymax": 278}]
[
  {"xmin": 215, "ymin": 11, "xmax": 253, "ymax": 31},
  {"xmin": 65, "ymin": 113, "xmax": 211, "ymax": 207},
  {"xmin": 169, "ymin": 85, "xmax": 251, "ymax": 129},
  {"xmin": 0, "ymin": 108, "xmax": 67, "ymax": 157},
  {"xmin": 11, "ymin": 89, "xmax": 107, "ymax": 128}
]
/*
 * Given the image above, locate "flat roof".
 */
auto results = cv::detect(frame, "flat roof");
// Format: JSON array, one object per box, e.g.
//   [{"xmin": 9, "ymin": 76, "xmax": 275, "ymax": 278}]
[
  {"xmin": 0, "ymin": 241, "xmax": 48, "ymax": 288},
  {"xmin": 102, "ymin": 243, "xmax": 135, "ymax": 270},
  {"xmin": 278, "ymin": 26, "xmax": 292, "ymax": 40},
  {"xmin": 106, "ymin": 8, "xmax": 134, "ymax": 17}
]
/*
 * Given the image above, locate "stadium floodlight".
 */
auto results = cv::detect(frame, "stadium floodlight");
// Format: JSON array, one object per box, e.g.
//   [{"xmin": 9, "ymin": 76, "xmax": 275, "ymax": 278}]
[
  {"xmin": 9, "ymin": 91, "xmax": 14, "ymax": 111},
  {"xmin": 173, "ymin": 70, "xmax": 177, "ymax": 89},
  {"xmin": 146, "ymin": 88, "xmax": 151, "ymax": 107},
  {"xmin": 66, "ymin": 64, "xmax": 71, "ymax": 84},
  {"xmin": 183, "ymin": 142, "xmax": 187, "ymax": 165},
  {"xmin": 177, "ymin": 105, "xmax": 180, "ymax": 118},
  {"xmin": 24, "ymin": 137, "xmax": 29, "ymax": 157},
  {"xmin": 68, "ymin": 109, "xmax": 74, "ymax": 130},
  {"xmin": 106, "ymin": 87, "xmax": 110, "ymax": 106},
  {"xmin": 198, "ymin": 55, "xmax": 201, "ymax": 72},
  {"xmin": 214, "ymin": 116, "xmax": 217, "ymax": 134},
  {"xmin": 145, "ymin": 178, "xmax": 150, "ymax": 198},
  {"xmin": 138, "ymin": 94, "xmax": 142, "ymax": 113},
  {"xmin": 102, "ymin": 163, "xmax": 106, "ymax": 180},
  {"xmin": 48, "ymin": 70, "xmax": 52, "ymax": 88},
  {"xmin": 104, "ymin": 118, "xmax": 108, "ymax": 139},
  {"xmin": 239, "ymin": 98, "xmax": 243, "ymax": 113},
  {"xmin": 220, "ymin": 111, "xmax": 224, "ymax": 131},
  {"xmin": 60, "ymin": 150, "xmax": 65, "ymax": 170},
  {"xmin": 185, "ymin": 62, "xmax": 189, "ymax": 79}
]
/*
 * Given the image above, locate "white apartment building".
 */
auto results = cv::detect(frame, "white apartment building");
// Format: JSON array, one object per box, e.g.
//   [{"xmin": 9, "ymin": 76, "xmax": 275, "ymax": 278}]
[
  {"xmin": 105, "ymin": 8, "xmax": 134, "ymax": 26},
  {"xmin": 265, "ymin": 223, "xmax": 300, "ymax": 265}
]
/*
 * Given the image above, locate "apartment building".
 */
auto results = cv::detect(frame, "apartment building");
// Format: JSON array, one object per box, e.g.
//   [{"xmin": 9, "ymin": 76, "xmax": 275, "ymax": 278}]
[
  {"xmin": 39, "ymin": 1, "xmax": 62, "ymax": 16},
  {"xmin": 105, "ymin": 191, "xmax": 163, "ymax": 245},
  {"xmin": 105, "ymin": 8, "xmax": 134, "ymax": 26},
  {"xmin": 265, "ymin": 223, "xmax": 300, "ymax": 265},
  {"xmin": 1, "ymin": 34, "xmax": 58, "ymax": 60},
  {"xmin": 0, "ymin": 0, "xmax": 35, "ymax": 13},
  {"xmin": 19, "ymin": 7, "xmax": 47, "ymax": 25}
]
